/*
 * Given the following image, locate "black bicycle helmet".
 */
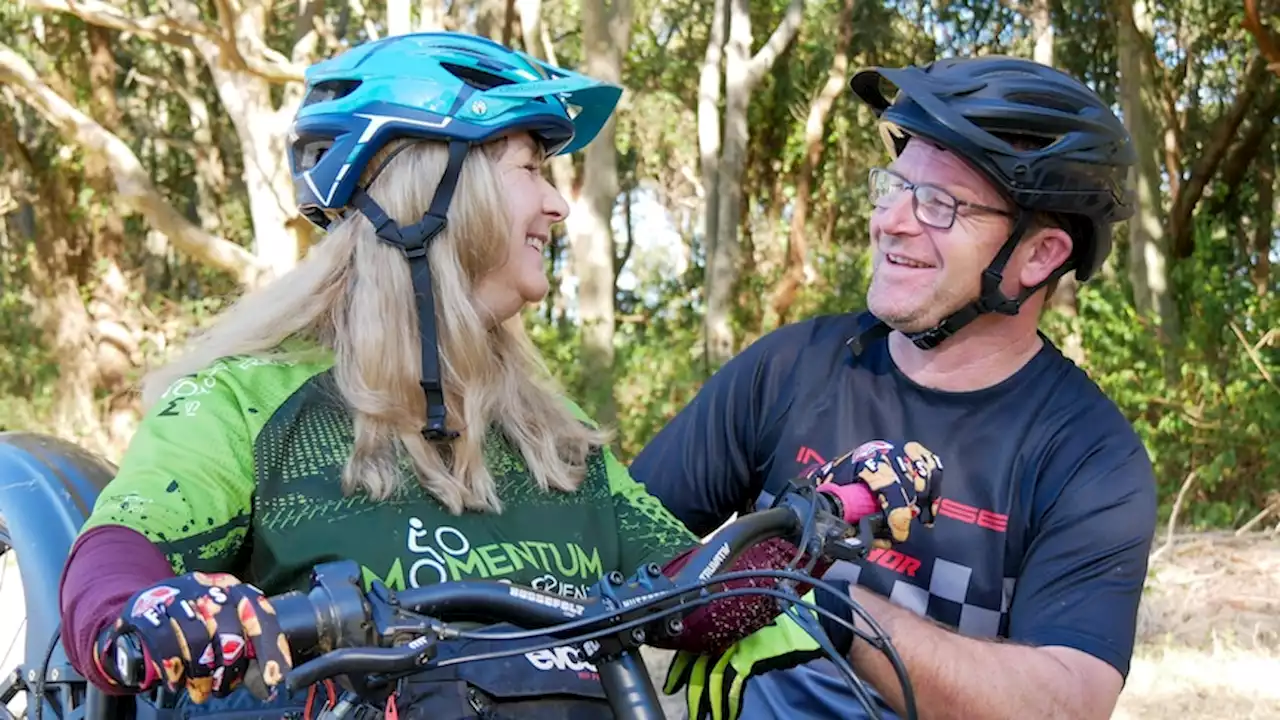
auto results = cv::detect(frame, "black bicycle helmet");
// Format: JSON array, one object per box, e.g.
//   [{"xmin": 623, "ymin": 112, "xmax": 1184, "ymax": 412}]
[{"xmin": 848, "ymin": 55, "xmax": 1136, "ymax": 350}]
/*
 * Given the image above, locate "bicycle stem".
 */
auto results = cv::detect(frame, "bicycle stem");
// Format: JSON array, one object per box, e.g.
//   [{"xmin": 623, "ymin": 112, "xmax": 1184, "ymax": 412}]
[{"xmin": 598, "ymin": 650, "xmax": 665, "ymax": 720}]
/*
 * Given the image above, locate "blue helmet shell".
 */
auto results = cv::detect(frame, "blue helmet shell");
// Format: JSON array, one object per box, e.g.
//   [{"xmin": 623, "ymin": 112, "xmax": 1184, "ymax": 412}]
[{"xmin": 289, "ymin": 32, "xmax": 622, "ymax": 227}]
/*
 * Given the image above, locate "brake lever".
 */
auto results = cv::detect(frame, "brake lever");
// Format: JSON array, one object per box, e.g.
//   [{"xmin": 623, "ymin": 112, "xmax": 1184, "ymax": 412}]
[
  {"xmin": 824, "ymin": 514, "xmax": 878, "ymax": 564},
  {"xmin": 366, "ymin": 580, "xmax": 456, "ymax": 643},
  {"xmin": 286, "ymin": 635, "xmax": 439, "ymax": 691},
  {"xmin": 770, "ymin": 477, "xmax": 879, "ymax": 565}
]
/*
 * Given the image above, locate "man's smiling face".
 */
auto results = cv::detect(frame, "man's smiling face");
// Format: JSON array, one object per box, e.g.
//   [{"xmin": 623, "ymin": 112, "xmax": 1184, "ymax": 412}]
[{"xmin": 865, "ymin": 139, "xmax": 1017, "ymax": 334}]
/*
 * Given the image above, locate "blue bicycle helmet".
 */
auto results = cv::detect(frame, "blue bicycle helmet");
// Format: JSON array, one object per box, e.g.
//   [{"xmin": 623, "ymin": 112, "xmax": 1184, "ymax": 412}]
[{"xmin": 287, "ymin": 32, "xmax": 622, "ymax": 440}]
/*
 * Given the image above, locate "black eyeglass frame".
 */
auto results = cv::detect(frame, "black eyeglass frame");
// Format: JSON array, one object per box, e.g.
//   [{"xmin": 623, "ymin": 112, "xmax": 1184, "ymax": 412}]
[{"xmin": 867, "ymin": 167, "xmax": 1016, "ymax": 230}]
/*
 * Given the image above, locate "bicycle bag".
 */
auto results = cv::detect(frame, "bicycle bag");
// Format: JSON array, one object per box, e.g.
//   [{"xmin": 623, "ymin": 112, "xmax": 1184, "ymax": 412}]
[{"xmin": 390, "ymin": 624, "xmax": 614, "ymax": 720}]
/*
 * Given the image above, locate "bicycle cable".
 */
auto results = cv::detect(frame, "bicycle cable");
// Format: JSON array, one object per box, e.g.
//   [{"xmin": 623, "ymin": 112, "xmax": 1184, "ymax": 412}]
[{"xmin": 422, "ymin": 570, "xmax": 916, "ymax": 720}]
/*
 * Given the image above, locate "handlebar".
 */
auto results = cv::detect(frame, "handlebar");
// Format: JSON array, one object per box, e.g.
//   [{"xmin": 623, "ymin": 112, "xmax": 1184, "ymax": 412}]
[{"xmin": 111, "ymin": 480, "xmax": 907, "ymax": 719}]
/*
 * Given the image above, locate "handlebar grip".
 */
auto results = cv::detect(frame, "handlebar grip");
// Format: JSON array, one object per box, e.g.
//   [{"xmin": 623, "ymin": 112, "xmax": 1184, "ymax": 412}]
[{"xmin": 817, "ymin": 482, "xmax": 878, "ymax": 523}]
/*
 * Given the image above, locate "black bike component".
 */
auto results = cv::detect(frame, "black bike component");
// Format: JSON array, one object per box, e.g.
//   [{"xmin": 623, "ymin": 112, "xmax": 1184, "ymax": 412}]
[
  {"xmin": 286, "ymin": 636, "xmax": 439, "ymax": 691},
  {"xmin": 597, "ymin": 651, "xmax": 663, "ymax": 720},
  {"xmin": 274, "ymin": 560, "xmax": 379, "ymax": 657}
]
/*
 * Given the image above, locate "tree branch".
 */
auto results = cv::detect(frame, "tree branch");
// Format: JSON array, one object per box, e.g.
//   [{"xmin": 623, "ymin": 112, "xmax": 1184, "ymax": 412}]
[
  {"xmin": 1243, "ymin": 0, "xmax": 1280, "ymax": 75},
  {"xmin": 28, "ymin": 0, "xmax": 306, "ymax": 83},
  {"xmin": 24, "ymin": 0, "xmax": 199, "ymax": 47},
  {"xmin": 769, "ymin": 0, "xmax": 855, "ymax": 326},
  {"xmin": 1169, "ymin": 53, "xmax": 1272, "ymax": 257},
  {"xmin": 0, "ymin": 43, "xmax": 269, "ymax": 286},
  {"xmin": 1209, "ymin": 85, "xmax": 1280, "ymax": 213},
  {"xmin": 746, "ymin": 0, "xmax": 804, "ymax": 86}
]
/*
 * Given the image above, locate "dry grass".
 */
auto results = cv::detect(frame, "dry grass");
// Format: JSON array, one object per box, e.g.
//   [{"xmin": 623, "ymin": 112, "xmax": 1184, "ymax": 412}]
[
  {"xmin": 1114, "ymin": 530, "xmax": 1280, "ymax": 719},
  {"xmin": 1115, "ymin": 645, "xmax": 1280, "ymax": 719},
  {"xmin": 1136, "ymin": 530, "xmax": 1280, "ymax": 650}
]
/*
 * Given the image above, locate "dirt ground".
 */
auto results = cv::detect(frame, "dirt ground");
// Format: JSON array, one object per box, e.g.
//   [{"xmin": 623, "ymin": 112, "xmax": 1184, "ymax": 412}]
[
  {"xmin": 1113, "ymin": 530, "xmax": 1280, "ymax": 719},
  {"xmin": 3, "ymin": 531, "xmax": 1278, "ymax": 718}
]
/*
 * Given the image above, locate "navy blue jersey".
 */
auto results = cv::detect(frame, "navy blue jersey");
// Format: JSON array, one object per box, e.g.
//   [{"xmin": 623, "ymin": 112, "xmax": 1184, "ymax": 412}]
[{"xmin": 631, "ymin": 312, "xmax": 1157, "ymax": 719}]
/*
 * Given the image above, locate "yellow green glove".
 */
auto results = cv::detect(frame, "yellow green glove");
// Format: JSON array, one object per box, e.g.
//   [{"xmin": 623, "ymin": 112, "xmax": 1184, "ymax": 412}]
[{"xmin": 662, "ymin": 586, "xmax": 852, "ymax": 720}]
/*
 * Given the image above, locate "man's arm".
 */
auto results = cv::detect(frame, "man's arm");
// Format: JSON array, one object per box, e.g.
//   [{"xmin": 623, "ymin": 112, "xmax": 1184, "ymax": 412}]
[
  {"xmin": 845, "ymin": 588, "xmax": 1122, "ymax": 720},
  {"xmin": 630, "ymin": 321, "xmax": 817, "ymax": 536},
  {"xmin": 842, "ymin": 444, "xmax": 1157, "ymax": 720}
]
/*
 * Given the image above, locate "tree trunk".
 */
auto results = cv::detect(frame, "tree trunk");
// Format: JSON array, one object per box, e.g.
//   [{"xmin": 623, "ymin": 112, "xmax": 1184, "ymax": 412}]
[
  {"xmin": 567, "ymin": 0, "xmax": 632, "ymax": 426},
  {"xmin": 0, "ymin": 43, "xmax": 268, "ymax": 285},
  {"xmin": 769, "ymin": 0, "xmax": 855, "ymax": 328},
  {"xmin": 23, "ymin": 0, "xmax": 324, "ymax": 283},
  {"xmin": 704, "ymin": 0, "xmax": 804, "ymax": 366},
  {"xmin": 183, "ymin": 1, "xmax": 304, "ymax": 278},
  {"xmin": 0, "ymin": 111, "xmax": 103, "ymax": 450},
  {"xmin": 1026, "ymin": 0, "xmax": 1084, "ymax": 364},
  {"xmin": 1253, "ymin": 139, "xmax": 1275, "ymax": 296},
  {"xmin": 1116, "ymin": 0, "xmax": 1178, "ymax": 343},
  {"xmin": 388, "ymin": 0, "xmax": 412, "ymax": 35},
  {"xmin": 86, "ymin": 25, "xmax": 140, "ymax": 451},
  {"xmin": 698, "ymin": 0, "xmax": 727, "ymax": 341},
  {"xmin": 419, "ymin": 0, "xmax": 446, "ymax": 30}
]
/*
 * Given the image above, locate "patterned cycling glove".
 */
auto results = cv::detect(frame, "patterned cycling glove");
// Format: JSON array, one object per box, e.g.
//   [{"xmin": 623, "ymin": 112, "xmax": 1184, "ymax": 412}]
[
  {"xmin": 93, "ymin": 571, "xmax": 294, "ymax": 703},
  {"xmin": 805, "ymin": 439, "xmax": 944, "ymax": 545}
]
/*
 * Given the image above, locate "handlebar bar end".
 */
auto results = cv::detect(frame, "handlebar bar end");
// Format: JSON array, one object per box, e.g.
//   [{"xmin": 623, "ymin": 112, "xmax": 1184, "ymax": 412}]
[{"xmin": 112, "ymin": 632, "xmax": 148, "ymax": 690}]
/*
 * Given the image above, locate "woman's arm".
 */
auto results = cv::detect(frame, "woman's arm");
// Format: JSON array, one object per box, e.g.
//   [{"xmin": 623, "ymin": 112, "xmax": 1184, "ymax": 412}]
[
  {"xmin": 58, "ymin": 362, "xmax": 265, "ymax": 690},
  {"xmin": 59, "ymin": 526, "xmax": 177, "ymax": 694},
  {"xmin": 605, "ymin": 448, "xmax": 860, "ymax": 654}
]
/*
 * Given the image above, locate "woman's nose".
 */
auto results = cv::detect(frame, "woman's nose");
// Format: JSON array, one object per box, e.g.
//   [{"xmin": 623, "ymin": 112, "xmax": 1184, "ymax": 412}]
[{"xmin": 544, "ymin": 181, "xmax": 569, "ymax": 223}]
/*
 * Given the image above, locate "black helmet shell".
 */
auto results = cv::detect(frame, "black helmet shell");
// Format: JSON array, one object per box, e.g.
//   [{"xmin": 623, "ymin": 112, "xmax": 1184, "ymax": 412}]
[{"xmin": 850, "ymin": 55, "xmax": 1136, "ymax": 281}]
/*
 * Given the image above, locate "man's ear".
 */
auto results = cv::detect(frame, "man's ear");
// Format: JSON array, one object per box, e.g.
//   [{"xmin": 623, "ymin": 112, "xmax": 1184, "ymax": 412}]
[{"xmin": 1017, "ymin": 226, "xmax": 1074, "ymax": 289}]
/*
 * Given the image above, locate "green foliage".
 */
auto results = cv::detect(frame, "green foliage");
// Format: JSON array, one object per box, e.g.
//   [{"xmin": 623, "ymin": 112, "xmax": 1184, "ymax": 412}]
[
  {"xmin": 0, "ymin": 286, "xmax": 59, "ymax": 433},
  {"xmin": 1042, "ymin": 222, "xmax": 1280, "ymax": 530},
  {"xmin": 1, "ymin": 0, "xmax": 1276, "ymax": 532}
]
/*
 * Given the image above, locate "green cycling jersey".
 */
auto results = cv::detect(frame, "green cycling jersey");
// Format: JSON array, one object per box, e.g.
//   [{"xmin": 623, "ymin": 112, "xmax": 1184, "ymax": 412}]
[{"xmin": 82, "ymin": 346, "xmax": 698, "ymax": 599}]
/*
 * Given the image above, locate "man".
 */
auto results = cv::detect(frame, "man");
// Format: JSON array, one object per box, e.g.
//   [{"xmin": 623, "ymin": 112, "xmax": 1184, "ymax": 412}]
[{"xmin": 631, "ymin": 55, "xmax": 1158, "ymax": 720}]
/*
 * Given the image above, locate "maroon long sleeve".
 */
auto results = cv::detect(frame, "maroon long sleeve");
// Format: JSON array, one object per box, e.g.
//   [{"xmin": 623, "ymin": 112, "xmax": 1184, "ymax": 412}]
[
  {"xmin": 59, "ymin": 525, "xmax": 177, "ymax": 694},
  {"xmin": 653, "ymin": 538, "xmax": 833, "ymax": 655}
]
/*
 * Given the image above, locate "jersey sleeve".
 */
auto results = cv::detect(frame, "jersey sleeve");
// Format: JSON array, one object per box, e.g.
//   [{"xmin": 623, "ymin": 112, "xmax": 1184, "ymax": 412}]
[
  {"xmin": 81, "ymin": 365, "xmax": 258, "ymax": 576},
  {"xmin": 604, "ymin": 447, "xmax": 700, "ymax": 572},
  {"xmin": 628, "ymin": 321, "xmax": 819, "ymax": 536},
  {"xmin": 1006, "ymin": 441, "xmax": 1157, "ymax": 679}
]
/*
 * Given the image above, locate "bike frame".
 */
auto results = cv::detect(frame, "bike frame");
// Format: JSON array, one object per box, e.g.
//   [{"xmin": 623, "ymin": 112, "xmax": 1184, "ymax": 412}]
[{"xmin": 0, "ymin": 432, "xmax": 121, "ymax": 720}]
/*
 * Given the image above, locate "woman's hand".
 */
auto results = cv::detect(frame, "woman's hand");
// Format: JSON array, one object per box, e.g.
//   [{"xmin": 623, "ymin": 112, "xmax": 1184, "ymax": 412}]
[{"xmin": 92, "ymin": 571, "xmax": 294, "ymax": 703}]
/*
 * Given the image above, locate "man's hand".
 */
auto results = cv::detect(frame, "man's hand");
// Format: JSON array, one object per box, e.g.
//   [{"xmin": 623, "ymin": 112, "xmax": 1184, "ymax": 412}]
[
  {"xmin": 663, "ymin": 589, "xmax": 850, "ymax": 720},
  {"xmin": 807, "ymin": 439, "xmax": 944, "ymax": 544}
]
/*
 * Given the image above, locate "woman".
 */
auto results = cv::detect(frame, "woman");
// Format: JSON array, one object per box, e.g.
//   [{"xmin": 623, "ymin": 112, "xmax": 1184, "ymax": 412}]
[{"xmin": 57, "ymin": 31, "xmax": 880, "ymax": 720}]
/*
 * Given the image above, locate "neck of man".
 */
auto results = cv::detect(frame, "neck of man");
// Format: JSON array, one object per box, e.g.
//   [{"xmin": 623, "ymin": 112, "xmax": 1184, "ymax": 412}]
[{"xmin": 887, "ymin": 305, "xmax": 1046, "ymax": 392}]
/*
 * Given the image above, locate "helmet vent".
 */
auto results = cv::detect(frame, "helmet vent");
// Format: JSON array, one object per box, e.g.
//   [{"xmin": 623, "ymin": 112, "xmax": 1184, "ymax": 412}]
[
  {"xmin": 294, "ymin": 138, "xmax": 334, "ymax": 172},
  {"xmin": 1007, "ymin": 91, "xmax": 1080, "ymax": 116},
  {"xmin": 440, "ymin": 61, "xmax": 515, "ymax": 91},
  {"xmin": 302, "ymin": 79, "xmax": 363, "ymax": 108}
]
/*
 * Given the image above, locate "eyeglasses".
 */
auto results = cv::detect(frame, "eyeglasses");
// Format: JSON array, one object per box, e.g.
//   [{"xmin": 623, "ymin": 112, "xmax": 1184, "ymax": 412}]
[{"xmin": 867, "ymin": 167, "xmax": 1015, "ymax": 230}]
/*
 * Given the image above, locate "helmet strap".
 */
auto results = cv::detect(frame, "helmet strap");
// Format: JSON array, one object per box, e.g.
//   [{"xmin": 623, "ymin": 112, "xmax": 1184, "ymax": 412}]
[
  {"xmin": 905, "ymin": 210, "xmax": 1070, "ymax": 351},
  {"xmin": 351, "ymin": 138, "xmax": 471, "ymax": 442}
]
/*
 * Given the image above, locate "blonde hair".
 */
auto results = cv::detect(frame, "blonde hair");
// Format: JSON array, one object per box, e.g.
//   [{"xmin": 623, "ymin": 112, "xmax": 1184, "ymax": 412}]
[{"xmin": 142, "ymin": 136, "xmax": 610, "ymax": 514}]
